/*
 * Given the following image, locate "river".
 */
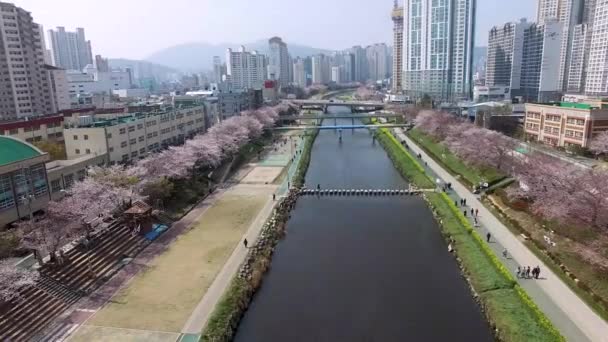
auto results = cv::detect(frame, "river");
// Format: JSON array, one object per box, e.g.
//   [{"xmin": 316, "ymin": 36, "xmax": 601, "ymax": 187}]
[{"xmin": 234, "ymin": 107, "xmax": 493, "ymax": 341}]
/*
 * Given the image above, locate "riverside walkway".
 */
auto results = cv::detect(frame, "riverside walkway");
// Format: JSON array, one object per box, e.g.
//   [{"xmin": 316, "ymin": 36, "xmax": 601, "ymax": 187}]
[{"xmin": 395, "ymin": 128, "xmax": 608, "ymax": 342}]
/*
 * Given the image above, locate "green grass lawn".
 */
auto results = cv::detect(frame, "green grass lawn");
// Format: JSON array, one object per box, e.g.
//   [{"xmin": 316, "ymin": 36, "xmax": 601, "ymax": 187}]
[{"xmin": 408, "ymin": 128, "xmax": 505, "ymax": 187}]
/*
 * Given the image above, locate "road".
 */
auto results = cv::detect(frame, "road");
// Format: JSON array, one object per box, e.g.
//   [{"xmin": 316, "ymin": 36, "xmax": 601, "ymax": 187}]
[{"xmin": 395, "ymin": 128, "xmax": 608, "ymax": 342}]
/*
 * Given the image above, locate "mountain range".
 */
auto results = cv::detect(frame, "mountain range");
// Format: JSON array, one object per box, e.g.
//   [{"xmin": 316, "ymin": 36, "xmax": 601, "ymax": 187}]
[{"xmin": 144, "ymin": 39, "xmax": 332, "ymax": 72}]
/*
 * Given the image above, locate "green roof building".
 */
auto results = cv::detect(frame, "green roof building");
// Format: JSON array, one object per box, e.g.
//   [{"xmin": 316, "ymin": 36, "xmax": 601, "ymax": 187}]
[{"xmin": 0, "ymin": 136, "xmax": 50, "ymax": 227}]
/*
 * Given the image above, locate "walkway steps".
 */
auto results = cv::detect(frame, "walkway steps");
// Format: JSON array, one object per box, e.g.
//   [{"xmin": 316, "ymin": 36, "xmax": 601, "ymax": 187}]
[{"xmin": 0, "ymin": 217, "xmax": 158, "ymax": 341}]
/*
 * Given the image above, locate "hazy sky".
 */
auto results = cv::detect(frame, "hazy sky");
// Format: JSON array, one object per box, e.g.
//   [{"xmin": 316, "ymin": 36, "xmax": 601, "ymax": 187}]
[{"xmin": 12, "ymin": 0, "xmax": 536, "ymax": 60}]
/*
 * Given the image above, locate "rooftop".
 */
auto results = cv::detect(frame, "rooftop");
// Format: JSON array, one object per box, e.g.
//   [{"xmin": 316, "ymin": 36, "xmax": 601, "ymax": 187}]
[
  {"xmin": 69, "ymin": 103, "xmax": 204, "ymax": 129},
  {"xmin": 0, "ymin": 136, "xmax": 45, "ymax": 166}
]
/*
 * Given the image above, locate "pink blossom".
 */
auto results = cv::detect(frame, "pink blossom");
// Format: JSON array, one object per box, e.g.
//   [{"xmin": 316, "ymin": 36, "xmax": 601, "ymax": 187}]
[
  {"xmin": 0, "ymin": 261, "xmax": 39, "ymax": 302},
  {"xmin": 589, "ymin": 131, "xmax": 608, "ymax": 156}
]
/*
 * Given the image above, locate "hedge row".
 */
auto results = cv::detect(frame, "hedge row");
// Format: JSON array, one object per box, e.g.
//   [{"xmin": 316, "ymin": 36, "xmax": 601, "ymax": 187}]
[
  {"xmin": 375, "ymin": 128, "xmax": 435, "ymax": 189},
  {"xmin": 293, "ymin": 129, "xmax": 319, "ymax": 188},
  {"xmin": 378, "ymin": 129, "xmax": 565, "ymax": 342}
]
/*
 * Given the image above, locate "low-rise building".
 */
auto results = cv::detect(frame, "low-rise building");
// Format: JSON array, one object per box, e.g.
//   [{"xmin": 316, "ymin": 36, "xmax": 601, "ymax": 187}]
[
  {"xmin": 46, "ymin": 153, "xmax": 107, "ymax": 201},
  {"xmin": 218, "ymin": 91, "xmax": 250, "ymax": 120},
  {"xmin": 112, "ymin": 88, "xmax": 150, "ymax": 99},
  {"xmin": 64, "ymin": 104, "xmax": 207, "ymax": 164},
  {"xmin": 524, "ymin": 102, "xmax": 608, "ymax": 148},
  {"xmin": 0, "ymin": 135, "xmax": 108, "ymax": 227},
  {"xmin": 0, "ymin": 115, "xmax": 65, "ymax": 143},
  {"xmin": 473, "ymin": 86, "xmax": 511, "ymax": 103},
  {"xmin": 0, "ymin": 136, "xmax": 50, "ymax": 227}
]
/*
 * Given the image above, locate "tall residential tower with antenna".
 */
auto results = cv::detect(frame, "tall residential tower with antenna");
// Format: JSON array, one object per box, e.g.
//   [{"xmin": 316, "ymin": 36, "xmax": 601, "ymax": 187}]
[{"xmin": 391, "ymin": 0, "xmax": 404, "ymax": 92}]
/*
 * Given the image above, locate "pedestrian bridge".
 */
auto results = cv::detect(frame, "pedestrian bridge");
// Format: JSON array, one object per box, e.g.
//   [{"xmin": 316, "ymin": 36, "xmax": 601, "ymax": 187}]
[
  {"xmin": 298, "ymin": 188, "xmax": 435, "ymax": 196},
  {"xmin": 288, "ymin": 99, "xmax": 385, "ymax": 113},
  {"xmin": 273, "ymin": 124, "xmax": 410, "ymax": 131}
]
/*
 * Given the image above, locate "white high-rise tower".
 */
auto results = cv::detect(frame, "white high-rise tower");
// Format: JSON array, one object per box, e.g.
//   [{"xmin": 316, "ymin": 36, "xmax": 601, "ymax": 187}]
[{"xmin": 402, "ymin": 0, "xmax": 476, "ymax": 102}]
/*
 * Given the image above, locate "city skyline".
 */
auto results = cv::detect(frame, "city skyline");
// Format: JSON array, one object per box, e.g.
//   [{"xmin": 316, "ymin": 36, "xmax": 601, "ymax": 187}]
[{"xmin": 11, "ymin": 0, "xmax": 535, "ymax": 60}]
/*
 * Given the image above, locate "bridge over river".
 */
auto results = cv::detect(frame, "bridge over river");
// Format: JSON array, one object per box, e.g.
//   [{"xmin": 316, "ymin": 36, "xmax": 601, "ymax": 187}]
[{"xmin": 287, "ymin": 99, "xmax": 385, "ymax": 113}]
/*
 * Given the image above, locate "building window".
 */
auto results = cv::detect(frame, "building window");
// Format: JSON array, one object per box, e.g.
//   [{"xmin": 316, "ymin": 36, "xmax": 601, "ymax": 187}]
[
  {"xmin": 0, "ymin": 174, "xmax": 15, "ymax": 210},
  {"xmin": 131, "ymin": 151, "xmax": 138, "ymax": 157},
  {"xmin": 139, "ymin": 148, "xmax": 146, "ymax": 154},
  {"xmin": 64, "ymin": 174, "xmax": 74, "ymax": 188},
  {"xmin": 121, "ymin": 154, "xmax": 129, "ymax": 162},
  {"xmin": 50, "ymin": 179, "xmax": 61, "ymax": 193},
  {"xmin": 84, "ymin": 135, "xmax": 89, "ymax": 140},
  {"xmin": 85, "ymin": 148, "xmax": 91, "ymax": 154},
  {"xmin": 108, "ymin": 147, "xmax": 114, "ymax": 152},
  {"xmin": 137, "ymin": 124, "xmax": 143, "ymax": 129},
  {"xmin": 138, "ymin": 136, "xmax": 144, "ymax": 142},
  {"xmin": 30, "ymin": 164, "xmax": 47, "ymax": 197},
  {"xmin": 75, "ymin": 149, "xmax": 80, "ymax": 154},
  {"xmin": 9, "ymin": 128, "xmax": 17, "ymax": 135},
  {"xmin": 119, "ymin": 128, "xmax": 126, "ymax": 134},
  {"xmin": 107, "ymin": 133, "xmax": 112, "ymax": 139},
  {"xmin": 129, "ymin": 138, "xmax": 136, "ymax": 145},
  {"xmin": 73, "ymin": 135, "xmax": 78, "ymax": 140},
  {"xmin": 128, "ymin": 126, "xmax": 135, "ymax": 132},
  {"xmin": 121, "ymin": 141, "xmax": 127, "ymax": 148}
]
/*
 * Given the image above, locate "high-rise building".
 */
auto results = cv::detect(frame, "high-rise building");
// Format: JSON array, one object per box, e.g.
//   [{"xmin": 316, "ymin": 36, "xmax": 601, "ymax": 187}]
[
  {"xmin": 351, "ymin": 46, "xmax": 368, "ymax": 82},
  {"xmin": 48, "ymin": 27, "xmax": 93, "ymax": 71},
  {"xmin": 485, "ymin": 20, "xmax": 530, "ymax": 98},
  {"xmin": 304, "ymin": 56, "xmax": 313, "ymax": 86},
  {"xmin": 331, "ymin": 66, "xmax": 343, "ymax": 84},
  {"xmin": 268, "ymin": 37, "xmax": 290, "ymax": 87},
  {"xmin": 312, "ymin": 54, "xmax": 331, "ymax": 84},
  {"xmin": 403, "ymin": 0, "xmax": 476, "ymax": 102},
  {"xmin": 366, "ymin": 43, "xmax": 389, "ymax": 82},
  {"xmin": 0, "ymin": 2, "xmax": 55, "ymax": 120},
  {"xmin": 520, "ymin": 20, "xmax": 563, "ymax": 102},
  {"xmin": 535, "ymin": 0, "xmax": 584, "ymax": 92},
  {"xmin": 38, "ymin": 25, "xmax": 53, "ymax": 65},
  {"xmin": 213, "ymin": 56, "xmax": 223, "ymax": 82},
  {"xmin": 95, "ymin": 55, "xmax": 109, "ymax": 72},
  {"xmin": 391, "ymin": 0, "xmax": 404, "ymax": 91},
  {"xmin": 293, "ymin": 58, "xmax": 306, "ymax": 88},
  {"xmin": 225, "ymin": 46, "xmax": 267, "ymax": 90},
  {"xmin": 583, "ymin": 0, "xmax": 608, "ymax": 95},
  {"xmin": 44, "ymin": 65, "xmax": 71, "ymax": 112}
]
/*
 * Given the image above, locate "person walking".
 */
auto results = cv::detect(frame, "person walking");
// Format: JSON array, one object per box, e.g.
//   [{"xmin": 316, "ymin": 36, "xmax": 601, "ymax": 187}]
[
  {"xmin": 486, "ymin": 232, "xmax": 491, "ymax": 243},
  {"xmin": 463, "ymin": 198, "xmax": 467, "ymax": 206},
  {"xmin": 516, "ymin": 266, "xmax": 521, "ymax": 278},
  {"xmin": 502, "ymin": 248, "xmax": 508, "ymax": 258},
  {"xmin": 470, "ymin": 208, "xmax": 474, "ymax": 216},
  {"xmin": 272, "ymin": 194, "xmax": 276, "ymax": 201},
  {"xmin": 536, "ymin": 266, "xmax": 541, "ymax": 279},
  {"xmin": 463, "ymin": 210, "xmax": 467, "ymax": 217},
  {"xmin": 475, "ymin": 209, "xmax": 479, "ymax": 217},
  {"xmin": 243, "ymin": 239, "xmax": 248, "ymax": 248},
  {"xmin": 526, "ymin": 266, "xmax": 531, "ymax": 278}
]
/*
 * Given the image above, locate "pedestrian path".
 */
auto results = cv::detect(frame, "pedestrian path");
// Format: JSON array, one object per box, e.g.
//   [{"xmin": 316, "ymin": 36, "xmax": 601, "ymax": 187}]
[
  {"xmin": 181, "ymin": 133, "xmax": 301, "ymax": 335},
  {"xmin": 394, "ymin": 128, "xmax": 608, "ymax": 342}
]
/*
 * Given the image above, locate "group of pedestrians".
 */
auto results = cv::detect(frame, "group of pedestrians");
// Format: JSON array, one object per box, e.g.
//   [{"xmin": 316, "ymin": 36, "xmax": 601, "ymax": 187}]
[{"xmin": 517, "ymin": 265, "xmax": 542, "ymax": 279}]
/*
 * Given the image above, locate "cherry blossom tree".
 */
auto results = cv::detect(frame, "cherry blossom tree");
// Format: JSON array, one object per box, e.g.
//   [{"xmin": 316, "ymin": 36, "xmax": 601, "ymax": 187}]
[
  {"xmin": 508, "ymin": 152, "xmax": 608, "ymax": 230},
  {"xmin": 414, "ymin": 110, "xmax": 462, "ymax": 140},
  {"xmin": 0, "ymin": 261, "xmax": 39, "ymax": 302},
  {"xmin": 16, "ymin": 201, "xmax": 78, "ymax": 265},
  {"xmin": 185, "ymin": 135, "xmax": 223, "ymax": 168},
  {"xmin": 355, "ymin": 86, "xmax": 375, "ymax": 101},
  {"xmin": 447, "ymin": 126, "xmax": 518, "ymax": 172},
  {"xmin": 589, "ymin": 131, "xmax": 608, "ymax": 157}
]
